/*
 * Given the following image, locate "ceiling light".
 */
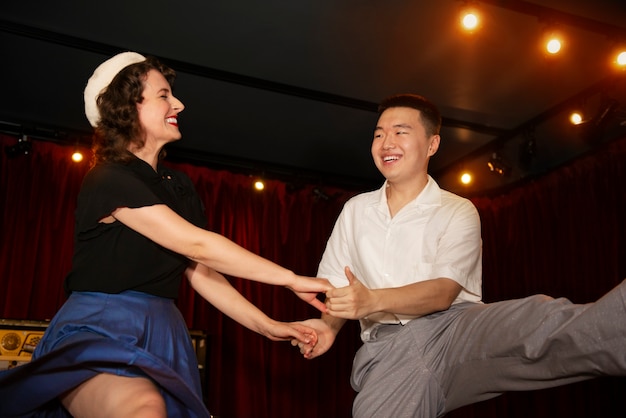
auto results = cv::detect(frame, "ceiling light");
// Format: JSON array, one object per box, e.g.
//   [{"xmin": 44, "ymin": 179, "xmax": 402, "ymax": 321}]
[
  {"xmin": 569, "ymin": 112, "xmax": 584, "ymax": 125},
  {"xmin": 616, "ymin": 50, "xmax": 626, "ymax": 67},
  {"xmin": 541, "ymin": 25, "xmax": 565, "ymax": 55},
  {"xmin": 458, "ymin": 2, "xmax": 481, "ymax": 32},
  {"xmin": 461, "ymin": 12, "xmax": 479, "ymax": 31},
  {"xmin": 574, "ymin": 99, "xmax": 620, "ymax": 142},
  {"xmin": 545, "ymin": 37, "xmax": 562, "ymax": 54}
]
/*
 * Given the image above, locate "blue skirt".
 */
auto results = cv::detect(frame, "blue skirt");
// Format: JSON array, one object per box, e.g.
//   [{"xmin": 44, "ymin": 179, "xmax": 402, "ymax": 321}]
[{"xmin": 0, "ymin": 291, "xmax": 211, "ymax": 418}]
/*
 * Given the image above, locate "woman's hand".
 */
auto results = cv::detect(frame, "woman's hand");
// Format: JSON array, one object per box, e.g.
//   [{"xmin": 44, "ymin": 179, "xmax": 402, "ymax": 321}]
[
  {"xmin": 263, "ymin": 320, "xmax": 319, "ymax": 346},
  {"xmin": 290, "ymin": 318, "xmax": 338, "ymax": 359},
  {"xmin": 286, "ymin": 276, "xmax": 334, "ymax": 313}
]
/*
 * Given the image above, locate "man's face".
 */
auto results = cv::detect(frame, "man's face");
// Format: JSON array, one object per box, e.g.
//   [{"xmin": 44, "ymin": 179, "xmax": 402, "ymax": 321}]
[{"xmin": 371, "ymin": 106, "xmax": 440, "ymax": 184}]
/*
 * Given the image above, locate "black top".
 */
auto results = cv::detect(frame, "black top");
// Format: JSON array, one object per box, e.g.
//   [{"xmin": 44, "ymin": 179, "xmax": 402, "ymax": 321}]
[{"xmin": 64, "ymin": 157, "xmax": 207, "ymax": 298}]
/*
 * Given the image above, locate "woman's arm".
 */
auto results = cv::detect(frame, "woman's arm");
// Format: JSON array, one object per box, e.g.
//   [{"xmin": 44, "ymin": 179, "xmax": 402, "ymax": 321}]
[
  {"xmin": 112, "ymin": 204, "xmax": 331, "ymax": 311},
  {"xmin": 186, "ymin": 262, "xmax": 318, "ymax": 344}
]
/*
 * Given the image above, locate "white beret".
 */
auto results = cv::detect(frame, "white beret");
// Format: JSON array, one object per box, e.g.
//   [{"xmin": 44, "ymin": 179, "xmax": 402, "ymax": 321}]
[{"xmin": 84, "ymin": 51, "xmax": 146, "ymax": 127}]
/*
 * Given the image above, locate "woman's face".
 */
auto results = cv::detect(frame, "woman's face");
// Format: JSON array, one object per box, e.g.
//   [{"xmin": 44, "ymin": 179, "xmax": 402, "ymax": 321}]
[{"xmin": 136, "ymin": 69, "xmax": 185, "ymax": 146}]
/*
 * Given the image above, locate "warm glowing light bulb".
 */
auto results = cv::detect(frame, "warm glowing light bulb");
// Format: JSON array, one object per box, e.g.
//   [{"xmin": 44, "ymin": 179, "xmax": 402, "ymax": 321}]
[
  {"xmin": 461, "ymin": 13, "xmax": 479, "ymax": 31},
  {"xmin": 569, "ymin": 112, "xmax": 583, "ymax": 125},
  {"xmin": 546, "ymin": 38, "xmax": 562, "ymax": 54},
  {"xmin": 254, "ymin": 180, "xmax": 265, "ymax": 191},
  {"xmin": 460, "ymin": 172, "xmax": 472, "ymax": 185},
  {"xmin": 617, "ymin": 51, "xmax": 626, "ymax": 66},
  {"xmin": 71, "ymin": 150, "xmax": 84, "ymax": 162}
]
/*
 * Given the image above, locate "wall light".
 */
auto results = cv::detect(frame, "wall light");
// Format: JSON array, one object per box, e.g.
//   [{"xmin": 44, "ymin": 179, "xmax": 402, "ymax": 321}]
[
  {"xmin": 71, "ymin": 148, "xmax": 84, "ymax": 163},
  {"xmin": 253, "ymin": 179, "xmax": 265, "ymax": 191},
  {"xmin": 460, "ymin": 171, "xmax": 473, "ymax": 185}
]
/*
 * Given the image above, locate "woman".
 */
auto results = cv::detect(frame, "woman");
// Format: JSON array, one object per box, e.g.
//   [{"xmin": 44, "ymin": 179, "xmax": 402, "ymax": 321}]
[{"xmin": 0, "ymin": 52, "xmax": 331, "ymax": 418}]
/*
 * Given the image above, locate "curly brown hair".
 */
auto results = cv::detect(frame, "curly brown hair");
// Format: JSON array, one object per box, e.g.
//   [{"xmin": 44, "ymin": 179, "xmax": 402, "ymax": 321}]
[{"xmin": 92, "ymin": 56, "xmax": 177, "ymax": 166}]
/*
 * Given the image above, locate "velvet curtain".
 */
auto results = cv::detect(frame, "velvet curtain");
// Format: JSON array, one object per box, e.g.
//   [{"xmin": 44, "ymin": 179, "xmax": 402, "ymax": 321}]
[{"xmin": 1, "ymin": 132, "xmax": 625, "ymax": 417}]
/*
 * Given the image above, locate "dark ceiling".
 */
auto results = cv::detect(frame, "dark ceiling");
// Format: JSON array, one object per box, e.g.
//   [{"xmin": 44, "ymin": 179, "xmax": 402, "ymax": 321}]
[{"xmin": 2, "ymin": 0, "xmax": 626, "ymax": 195}]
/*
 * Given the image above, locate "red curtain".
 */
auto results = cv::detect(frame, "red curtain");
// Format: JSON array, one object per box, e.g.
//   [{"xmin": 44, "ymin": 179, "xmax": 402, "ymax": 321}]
[
  {"xmin": 1, "ymin": 132, "xmax": 625, "ymax": 417},
  {"xmin": 449, "ymin": 136, "xmax": 626, "ymax": 418}
]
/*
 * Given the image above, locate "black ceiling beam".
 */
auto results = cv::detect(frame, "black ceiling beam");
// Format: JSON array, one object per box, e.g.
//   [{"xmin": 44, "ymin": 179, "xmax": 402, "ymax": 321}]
[
  {"xmin": 1, "ymin": 18, "xmax": 508, "ymax": 136},
  {"xmin": 432, "ymin": 73, "xmax": 620, "ymax": 177}
]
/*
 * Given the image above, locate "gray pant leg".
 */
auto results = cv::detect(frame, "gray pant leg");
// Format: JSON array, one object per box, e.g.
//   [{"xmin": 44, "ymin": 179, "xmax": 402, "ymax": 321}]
[
  {"xmin": 351, "ymin": 324, "xmax": 445, "ymax": 418},
  {"xmin": 350, "ymin": 280, "xmax": 626, "ymax": 418},
  {"xmin": 442, "ymin": 279, "xmax": 626, "ymax": 414}
]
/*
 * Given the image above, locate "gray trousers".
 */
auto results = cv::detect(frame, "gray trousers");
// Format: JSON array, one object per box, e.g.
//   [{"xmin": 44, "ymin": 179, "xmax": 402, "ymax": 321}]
[{"xmin": 351, "ymin": 279, "xmax": 626, "ymax": 418}]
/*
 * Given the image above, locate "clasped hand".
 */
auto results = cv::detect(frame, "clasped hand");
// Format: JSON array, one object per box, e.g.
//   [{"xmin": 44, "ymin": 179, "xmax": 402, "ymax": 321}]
[
  {"xmin": 292, "ymin": 267, "xmax": 374, "ymax": 359},
  {"xmin": 325, "ymin": 266, "xmax": 375, "ymax": 319},
  {"xmin": 288, "ymin": 275, "xmax": 334, "ymax": 313}
]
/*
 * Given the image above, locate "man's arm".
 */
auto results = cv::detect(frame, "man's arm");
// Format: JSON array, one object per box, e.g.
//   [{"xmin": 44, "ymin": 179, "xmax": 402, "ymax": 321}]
[{"xmin": 325, "ymin": 267, "xmax": 462, "ymax": 320}]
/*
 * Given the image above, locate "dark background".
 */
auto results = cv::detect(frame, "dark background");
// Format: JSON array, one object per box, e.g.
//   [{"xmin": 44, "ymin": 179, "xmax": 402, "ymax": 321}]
[{"xmin": 2, "ymin": 0, "xmax": 626, "ymax": 194}]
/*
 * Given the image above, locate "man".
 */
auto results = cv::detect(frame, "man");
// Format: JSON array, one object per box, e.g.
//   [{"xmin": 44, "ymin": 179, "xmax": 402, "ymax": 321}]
[{"xmin": 294, "ymin": 94, "xmax": 626, "ymax": 417}]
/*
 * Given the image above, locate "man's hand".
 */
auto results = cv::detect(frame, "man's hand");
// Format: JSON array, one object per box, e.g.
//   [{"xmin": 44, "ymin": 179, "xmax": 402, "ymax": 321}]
[{"xmin": 325, "ymin": 266, "xmax": 377, "ymax": 319}]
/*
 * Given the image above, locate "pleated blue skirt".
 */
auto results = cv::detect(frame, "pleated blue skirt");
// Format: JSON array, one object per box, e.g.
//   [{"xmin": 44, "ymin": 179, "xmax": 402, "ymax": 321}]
[{"xmin": 0, "ymin": 291, "xmax": 212, "ymax": 418}]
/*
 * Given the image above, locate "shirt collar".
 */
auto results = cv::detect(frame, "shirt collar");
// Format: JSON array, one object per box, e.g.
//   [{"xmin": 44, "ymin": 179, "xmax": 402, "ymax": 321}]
[{"xmin": 375, "ymin": 175, "xmax": 442, "ymax": 212}]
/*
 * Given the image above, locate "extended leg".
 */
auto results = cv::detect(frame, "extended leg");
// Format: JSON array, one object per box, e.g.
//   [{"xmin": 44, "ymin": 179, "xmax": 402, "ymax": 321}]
[{"xmin": 61, "ymin": 373, "xmax": 166, "ymax": 418}]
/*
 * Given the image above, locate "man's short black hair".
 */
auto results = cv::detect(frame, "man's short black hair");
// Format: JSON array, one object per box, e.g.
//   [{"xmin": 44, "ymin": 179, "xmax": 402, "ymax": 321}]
[{"xmin": 378, "ymin": 94, "xmax": 442, "ymax": 136}]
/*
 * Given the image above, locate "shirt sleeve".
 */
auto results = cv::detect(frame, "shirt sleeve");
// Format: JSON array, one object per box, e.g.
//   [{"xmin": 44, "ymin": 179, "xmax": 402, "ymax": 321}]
[
  {"xmin": 75, "ymin": 164, "xmax": 163, "ymax": 233},
  {"xmin": 317, "ymin": 203, "xmax": 352, "ymax": 288},
  {"xmin": 429, "ymin": 196, "xmax": 483, "ymax": 300}
]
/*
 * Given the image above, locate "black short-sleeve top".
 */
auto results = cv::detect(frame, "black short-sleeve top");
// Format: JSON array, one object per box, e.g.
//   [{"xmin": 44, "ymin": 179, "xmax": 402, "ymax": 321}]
[{"xmin": 64, "ymin": 157, "xmax": 207, "ymax": 298}]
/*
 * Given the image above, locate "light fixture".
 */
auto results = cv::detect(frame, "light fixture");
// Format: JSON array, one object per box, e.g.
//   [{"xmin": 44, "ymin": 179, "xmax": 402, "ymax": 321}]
[
  {"xmin": 574, "ymin": 98, "xmax": 620, "ymax": 142},
  {"xmin": 71, "ymin": 147, "xmax": 84, "ymax": 163},
  {"xmin": 569, "ymin": 111, "xmax": 584, "ymax": 125},
  {"xmin": 4, "ymin": 134, "xmax": 32, "ymax": 158},
  {"xmin": 613, "ymin": 46, "xmax": 626, "ymax": 68},
  {"xmin": 476, "ymin": 0, "xmax": 626, "ymax": 70},
  {"xmin": 253, "ymin": 179, "xmax": 265, "ymax": 191},
  {"xmin": 487, "ymin": 152, "xmax": 511, "ymax": 177},
  {"xmin": 459, "ymin": 2, "xmax": 481, "ymax": 32},
  {"xmin": 460, "ymin": 171, "xmax": 473, "ymax": 185},
  {"xmin": 546, "ymin": 38, "xmax": 561, "ymax": 54},
  {"xmin": 543, "ymin": 28, "xmax": 564, "ymax": 55},
  {"xmin": 462, "ymin": 13, "xmax": 479, "ymax": 30}
]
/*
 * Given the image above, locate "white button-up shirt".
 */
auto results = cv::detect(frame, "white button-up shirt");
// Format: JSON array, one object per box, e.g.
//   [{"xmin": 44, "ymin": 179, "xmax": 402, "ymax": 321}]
[{"xmin": 318, "ymin": 176, "xmax": 483, "ymax": 340}]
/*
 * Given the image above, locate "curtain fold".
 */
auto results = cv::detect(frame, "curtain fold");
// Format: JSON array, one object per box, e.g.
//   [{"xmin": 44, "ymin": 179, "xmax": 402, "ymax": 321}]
[{"xmin": 1, "ymin": 132, "xmax": 624, "ymax": 417}]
